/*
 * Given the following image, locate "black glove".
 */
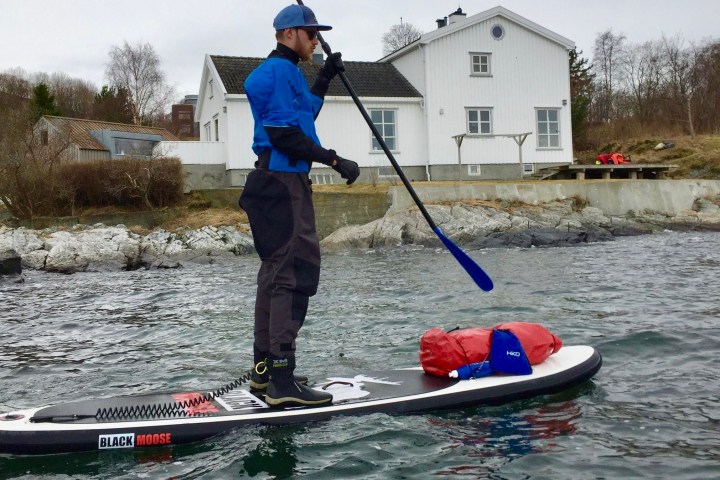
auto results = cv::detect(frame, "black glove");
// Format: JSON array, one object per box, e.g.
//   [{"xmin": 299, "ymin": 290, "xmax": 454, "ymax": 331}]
[
  {"xmin": 319, "ymin": 52, "xmax": 345, "ymax": 80},
  {"xmin": 333, "ymin": 157, "xmax": 360, "ymax": 185}
]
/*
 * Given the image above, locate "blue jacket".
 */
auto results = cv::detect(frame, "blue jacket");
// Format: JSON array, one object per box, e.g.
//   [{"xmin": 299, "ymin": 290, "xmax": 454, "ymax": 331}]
[{"xmin": 245, "ymin": 53, "xmax": 326, "ymax": 173}]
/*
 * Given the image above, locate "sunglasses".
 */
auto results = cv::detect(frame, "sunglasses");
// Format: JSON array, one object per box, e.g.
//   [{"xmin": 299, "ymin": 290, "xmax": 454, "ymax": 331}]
[{"xmin": 299, "ymin": 28, "xmax": 318, "ymax": 40}]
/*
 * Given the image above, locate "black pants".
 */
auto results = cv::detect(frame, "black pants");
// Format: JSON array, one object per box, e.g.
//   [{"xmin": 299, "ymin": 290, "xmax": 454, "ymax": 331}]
[{"xmin": 239, "ymin": 169, "xmax": 321, "ymax": 363}]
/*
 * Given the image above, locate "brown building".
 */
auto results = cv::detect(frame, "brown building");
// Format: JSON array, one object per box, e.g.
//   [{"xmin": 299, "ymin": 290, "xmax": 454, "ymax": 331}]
[{"xmin": 171, "ymin": 95, "xmax": 198, "ymax": 138}]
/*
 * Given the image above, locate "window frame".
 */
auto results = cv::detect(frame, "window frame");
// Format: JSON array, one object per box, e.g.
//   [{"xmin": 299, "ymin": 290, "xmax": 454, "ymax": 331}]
[
  {"xmin": 491, "ymin": 24, "xmax": 505, "ymax": 41},
  {"xmin": 114, "ymin": 137, "xmax": 157, "ymax": 157},
  {"xmin": 468, "ymin": 165, "xmax": 482, "ymax": 176},
  {"xmin": 466, "ymin": 107, "xmax": 493, "ymax": 135},
  {"xmin": 469, "ymin": 52, "xmax": 492, "ymax": 76},
  {"xmin": 536, "ymin": 108, "xmax": 561, "ymax": 149},
  {"xmin": 369, "ymin": 108, "xmax": 398, "ymax": 152},
  {"xmin": 377, "ymin": 166, "xmax": 398, "ymax": 178},
  {"xmin": 213, "ymin": 114, "xmax": 219, "ymax": 142}
]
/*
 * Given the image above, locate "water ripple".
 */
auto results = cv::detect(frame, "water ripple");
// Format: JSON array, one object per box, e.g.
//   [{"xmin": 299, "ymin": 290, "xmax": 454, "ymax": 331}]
[{"xmin": 1, "ymin": 231, "xmax": 719, "ymax": 478}]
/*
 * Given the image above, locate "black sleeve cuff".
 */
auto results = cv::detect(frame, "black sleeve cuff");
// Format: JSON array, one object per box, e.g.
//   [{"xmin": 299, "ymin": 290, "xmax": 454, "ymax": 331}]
[{"xmin": 265, "ymin": 126, "xmax": 336, "ymax": 166}]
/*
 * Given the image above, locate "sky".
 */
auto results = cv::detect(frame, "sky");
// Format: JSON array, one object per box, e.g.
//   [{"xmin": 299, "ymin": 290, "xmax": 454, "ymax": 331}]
[{"xmin": 1, "ymin": 0, "xmax": 717, "ymax": 100}]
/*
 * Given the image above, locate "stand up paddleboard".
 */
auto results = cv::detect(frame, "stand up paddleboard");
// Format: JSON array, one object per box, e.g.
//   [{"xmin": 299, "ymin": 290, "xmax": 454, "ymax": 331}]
[{"xmin": 0, "ymin": 345, "xmax": 601, "ymax": 455}]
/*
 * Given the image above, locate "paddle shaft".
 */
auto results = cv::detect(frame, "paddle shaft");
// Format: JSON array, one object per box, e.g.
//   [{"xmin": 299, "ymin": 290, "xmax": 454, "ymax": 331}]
[
  {"xmin": 293, "ymin": 1, "xmax": 493, "ymax": 292},
  {"xmin": 295, "ymin": 0, "xmax": 437, "ymax": 229}
]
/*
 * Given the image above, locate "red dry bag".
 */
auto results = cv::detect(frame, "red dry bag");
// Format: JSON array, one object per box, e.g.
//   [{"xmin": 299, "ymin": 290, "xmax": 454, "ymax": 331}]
[{"xmin": 419, "ymin": 322, "xmax": 563, "ymax": 377}]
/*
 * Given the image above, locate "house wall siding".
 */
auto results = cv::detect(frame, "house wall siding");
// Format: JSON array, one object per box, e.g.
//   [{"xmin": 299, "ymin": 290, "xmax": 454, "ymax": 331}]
[
  {"xmin": 394, "ymin": 15, "xmax": 572, "ymax": 169},
  {"xmin": 389, "ymin": 48, "xmax": 426, "ymax": 95},
  {"xmin": 197, "ymin": 70, "xmax": 226, "ymax": 143},
  {"xmin": 158, "ymin": 141, "xmax": 225, "ymax": 165},
  {"xmin": 314, "ymin": 98, "xmax": 427, "ymax": 169},
  {"xmin": 225, "ymin": 98, "xmax": 254, "ymax": 170}
]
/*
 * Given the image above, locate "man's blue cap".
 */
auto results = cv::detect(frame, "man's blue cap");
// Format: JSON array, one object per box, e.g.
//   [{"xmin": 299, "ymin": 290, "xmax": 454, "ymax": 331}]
[{"xmin": 273, "ymin": 5, "xmax": 332, "ymax": 31}]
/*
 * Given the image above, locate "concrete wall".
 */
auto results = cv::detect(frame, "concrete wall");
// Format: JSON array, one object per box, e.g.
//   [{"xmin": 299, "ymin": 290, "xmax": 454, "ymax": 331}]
[
  {"xmin": 182, "ymin": 164, "xmax": 228, "ymax": 192},
  {"xmin": 194, "ymin": 188, "xmax": 391, "ymax": 239},
  {"xmin": 388, "ymin": 180, "xmax": 720, "ymax": 216},
  {"xmin": 196, "ymin": 180, "xmax": 720, "ymax": 240},
  {"xmin": 313, "ymin": 191, "xmax": 391, "ymax": 238},
  {"xmin": 428, "ymin": 163, "xmax": 565, "ymax": 181}
]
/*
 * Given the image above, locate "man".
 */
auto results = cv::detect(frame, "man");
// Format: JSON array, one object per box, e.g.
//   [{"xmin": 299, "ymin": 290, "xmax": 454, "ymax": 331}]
[{"xmin": 239, "ymin": 4, "xmax": 360, "ymax": 408}]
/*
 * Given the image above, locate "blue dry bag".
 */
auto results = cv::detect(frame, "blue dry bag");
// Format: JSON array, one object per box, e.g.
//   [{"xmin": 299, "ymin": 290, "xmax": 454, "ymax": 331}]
[
  {"xmin": 449, "ymin": 329, "xmax": 532, "ymax": 379},
  {"xmin": 489, "ymin": 329, "xmax": 532, "ymax": 375}
]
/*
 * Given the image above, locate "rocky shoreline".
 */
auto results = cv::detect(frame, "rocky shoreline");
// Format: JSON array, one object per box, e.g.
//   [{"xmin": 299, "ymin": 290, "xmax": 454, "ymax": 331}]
[{"xmin": 2, "ymin": 197, "xmax": 719, "ymax": 280}]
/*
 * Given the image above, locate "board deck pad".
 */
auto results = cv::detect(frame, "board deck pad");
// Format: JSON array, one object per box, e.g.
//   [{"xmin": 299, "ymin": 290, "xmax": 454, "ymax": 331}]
[{"xmin": 0, "ymin": 346, "xmax": 602, "ymax": 455}]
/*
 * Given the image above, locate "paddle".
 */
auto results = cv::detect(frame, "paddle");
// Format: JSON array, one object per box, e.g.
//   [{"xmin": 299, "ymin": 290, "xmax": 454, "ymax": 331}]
[{"xmin": 296, "ymin": 0, "xmax": 494, "ymax": 292}]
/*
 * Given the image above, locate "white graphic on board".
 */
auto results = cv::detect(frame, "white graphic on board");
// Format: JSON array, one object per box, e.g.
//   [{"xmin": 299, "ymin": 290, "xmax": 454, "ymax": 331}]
[
  {"xmin": 315, "ymin": 375, "xmax": 402, "ymax": 402},
  {"xmin": 216, "ymin": 389, "xmax": 268, "ymax": 411}
]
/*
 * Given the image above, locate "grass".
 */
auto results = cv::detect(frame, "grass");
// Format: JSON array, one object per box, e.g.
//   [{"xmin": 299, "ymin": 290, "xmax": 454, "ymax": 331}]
[{"xmin": 575, "ymin": 134, "xmax": 720, "ymax": 179}]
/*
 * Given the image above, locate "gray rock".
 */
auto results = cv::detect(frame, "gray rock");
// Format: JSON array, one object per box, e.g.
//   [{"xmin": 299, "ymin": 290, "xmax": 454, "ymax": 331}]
[
  {"xmin": 0, "ymin": 248, "xmax": 22, "ymax": 275},
  {"xmin": 693, "ymin": 198, "xmax": 720, "ymax": 212},
  {"xmin": 44, "ymin": 226, "xmax": 141, "ymax": 273},
  {"xmin": 0, "ymin": 227, "xmax": 45, "ymax": 256},
  {"xmin": 0, "ymin": 224, "xmax": 256, "ymax": 273}
]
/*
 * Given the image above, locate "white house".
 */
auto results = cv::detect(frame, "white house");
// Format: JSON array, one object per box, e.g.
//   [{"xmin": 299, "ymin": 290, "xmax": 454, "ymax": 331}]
[{"xmin": 179, "ymin": 5, "xmax": 575, "ymax": 189}]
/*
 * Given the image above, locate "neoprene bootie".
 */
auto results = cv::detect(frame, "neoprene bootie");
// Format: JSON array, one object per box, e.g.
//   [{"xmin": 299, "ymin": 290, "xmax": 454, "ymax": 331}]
[
  {"xmin": 249, "ymin": 359, "xmax": 308, "ymax": 391},
  {"xmin": 264, "ymin": 355, "xmax": 332, "ymax": 408}
]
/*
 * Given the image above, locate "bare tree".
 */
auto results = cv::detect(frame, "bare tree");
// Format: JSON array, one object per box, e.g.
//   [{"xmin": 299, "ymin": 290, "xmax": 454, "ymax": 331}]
[
  {"xmin": 0, "ymin": 68, "xmax": 32, "ymax": 102},
  {"xmin": 47, "ymin": 72, "xmax": 97, "ymax": 119},
  {"xmin": 621, "ymin": 40, "xmax": 664, "ymax": 125},
  {"xmin": 662, "ymin": 34, "xmax": 701, "ymax": 136},
  {"xmin": 0, "ymin": 114, "xmax": 75, "ymax": 219},
  {"xmin": 382, "ymin": 21, "xmax": 423, "ymax": 56},
  {"xmin": 105, "ymin": 41, "xmax": 176, "ymax": 126},
  {"xmin": 592, "ymin": 29, "xmax": 626, "ymax": 122},
  {"xmin": 693, "ymin": 40, "xmax": 720, "ymax": 133}
]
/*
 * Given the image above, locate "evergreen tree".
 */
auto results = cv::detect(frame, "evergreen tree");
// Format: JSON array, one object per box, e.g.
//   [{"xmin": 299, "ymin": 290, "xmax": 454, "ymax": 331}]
[
  {"xmin": 569, "ymin": 48, "xmax": 594, "ymax": 148},
  {"xmin": 29, "ymin": 82, "xmax": 62, "ymax": 121},
  {"xmin": 93, "ymin": 85, "xmax": 133, "ymax": 123}
]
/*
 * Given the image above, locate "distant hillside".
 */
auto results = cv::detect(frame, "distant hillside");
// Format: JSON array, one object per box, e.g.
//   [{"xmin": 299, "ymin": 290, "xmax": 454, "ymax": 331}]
[{"xmin": 575, "ymin": 135, "xmax": 720, "ymax": 179}]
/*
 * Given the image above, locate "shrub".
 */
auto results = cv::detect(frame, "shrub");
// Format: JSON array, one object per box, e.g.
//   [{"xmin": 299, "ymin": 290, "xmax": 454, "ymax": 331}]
[
  {"xmin": 64, "ymin": 156, "xmax": 184, "ymax": 211},
  {"xmin": 1, "ymin": 152, "xmax": 184, "ymax": 219}
]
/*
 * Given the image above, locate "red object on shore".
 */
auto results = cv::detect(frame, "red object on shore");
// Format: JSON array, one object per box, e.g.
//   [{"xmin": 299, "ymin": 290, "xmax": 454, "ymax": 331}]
[{"xmin": 596, "ymin": 152, "xmax": 630, "ymax": 164}]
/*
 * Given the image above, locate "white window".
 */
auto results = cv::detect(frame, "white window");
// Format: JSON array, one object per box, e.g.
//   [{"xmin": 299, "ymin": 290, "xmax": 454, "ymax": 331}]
[
  {"xmin": 310, "ymin": 173, "xmax": 335, "ymax": 185},
  {"xmin": 209, "ymin": 79, "xmax": 214, "ymax": 99},
  {"xmin": 523, "ymin": 163, "xmax": 535, "ymax": 174},
  {"xmin": 369, "ymin": 109, "xmax": 397, "ymax": 151},
  {"xmin": 204, "ymin": 122, "xmax": 211, "ymax": 140},
  {"xmin": 468, "ymin": 165, "xmax": 482, "ymax": 176},
  {"xmin": 536, "ymin": 109, "xmax": 560, "ymax": 148},
  {"xmin": 115, "ymin": 138, "xmax": 156, "ymax": 156},
  {"xmin": 378, "ymin": 166, "xmax": 398, "ymax": 178},
  {"xmin": 213, "ymin": 115, "xmax": 219, "ymax": 141},
  {"xmin": 491, "ymin": 24, "xmax": 505, "ymax": 40},
  {"xmin": 470, "ymin": 53, "xmax": 491, "ymax": 76},
  {"xmin": 467, "ymin": 108, "xmax": 492, "ymax": 134}
]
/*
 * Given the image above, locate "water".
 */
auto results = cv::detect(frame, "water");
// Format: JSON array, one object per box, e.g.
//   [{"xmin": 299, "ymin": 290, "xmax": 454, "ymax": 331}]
[{"xmin": 1, "ymin": 231, "xmax": 719, "ymax": 479}]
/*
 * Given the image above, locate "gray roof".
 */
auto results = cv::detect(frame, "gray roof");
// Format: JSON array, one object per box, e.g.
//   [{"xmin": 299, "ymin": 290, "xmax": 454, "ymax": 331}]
[
  {"xmin": 210, "ymin": 55, "xmax": 421, "ymax": 98},
  {"xmin": 42, "ymin": 116, "xmax": 179, "ymax": 151}
]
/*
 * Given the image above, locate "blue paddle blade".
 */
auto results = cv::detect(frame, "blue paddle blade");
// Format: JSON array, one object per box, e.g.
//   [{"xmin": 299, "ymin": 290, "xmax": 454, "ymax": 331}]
[
  {"xmin": 433, "ymin": 226, "xmax": 494, "ymax": 292},
  {"xmin": 489, "ymin": 330, "xmax": 532, "ymax": 375}
]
